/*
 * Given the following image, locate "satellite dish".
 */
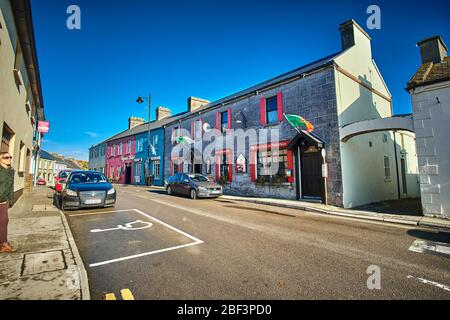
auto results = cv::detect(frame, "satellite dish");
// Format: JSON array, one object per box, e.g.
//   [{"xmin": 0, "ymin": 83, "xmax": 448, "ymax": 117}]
[{"xmin": 203, "ymin": 122, "xmax": 211, "ymax": 133}]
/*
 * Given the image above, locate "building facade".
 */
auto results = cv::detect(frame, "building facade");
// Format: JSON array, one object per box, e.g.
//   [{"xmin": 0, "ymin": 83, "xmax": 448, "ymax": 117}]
[
  {"xmin": 38, "ymin": 151, "xmax": 56, "ymax": 186},
  {"xmin": 407, "ymin": 36, "xmax": 450, "ymax": 219},
  {"xmin": 164, "ymin": 20, "xmax": 420, "ymax": 208},
  {"xmin": 0, "ymin": 0, "xmax": 45, "ymax": 201},
  {"xmin": 89, "ymin": 142, "xmax": 107, "ymax": 173}
]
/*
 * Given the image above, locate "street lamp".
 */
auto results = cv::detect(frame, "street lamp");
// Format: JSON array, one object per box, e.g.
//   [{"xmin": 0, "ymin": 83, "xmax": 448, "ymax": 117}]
[{"xmin": 136, "ymin": 94, "xmax": 152, "ymax": 185}]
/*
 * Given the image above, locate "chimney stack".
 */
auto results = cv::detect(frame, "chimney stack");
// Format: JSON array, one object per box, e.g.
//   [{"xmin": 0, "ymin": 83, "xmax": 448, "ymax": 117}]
[
  {"xmin": 339, "ymin": 19, "xmax": 372, "ymax": 52},
  {"xmin": 128, "ymin": 117, "xmax": 145, "ymax": 130},
  {"xmin": 156, "ymin": 107, "xmax": 172, "ymax": 121},
  {"xmin": 188, "ymin": 97, "xmax": 210, "ymax": 113},
  {"xmin": 417, "ymin": 36, "xmax": 448, "ymax": 64}
]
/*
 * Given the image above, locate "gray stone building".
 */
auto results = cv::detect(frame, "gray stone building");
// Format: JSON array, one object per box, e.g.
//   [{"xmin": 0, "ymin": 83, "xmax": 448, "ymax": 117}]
[
  {"xmin": 89, "ymin": 142, "xmax": 107, "ymax": 173},
  {"xmin": 163, "ymin": 20, "xmax": 419, "ymax": 208},
  {"xmin": 407, "ymin": 36, "xmax": 450, "ymax": 219}
]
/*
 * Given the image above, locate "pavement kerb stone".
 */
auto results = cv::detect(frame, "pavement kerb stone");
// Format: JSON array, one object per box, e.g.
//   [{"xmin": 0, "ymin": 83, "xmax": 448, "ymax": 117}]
[
  {"xmin": 220, "ymin": 196, "xmax": 450, "ymax": 231},
  {"xmin": 59, "ymin": 210, "xmax": 90, "ymax": 300}
]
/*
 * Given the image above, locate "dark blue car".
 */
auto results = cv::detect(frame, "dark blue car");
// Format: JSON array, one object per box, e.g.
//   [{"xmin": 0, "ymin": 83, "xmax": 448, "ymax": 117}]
[{"xmin": 61, "ymin": 171, "xmax": 116, "ymax": 210}]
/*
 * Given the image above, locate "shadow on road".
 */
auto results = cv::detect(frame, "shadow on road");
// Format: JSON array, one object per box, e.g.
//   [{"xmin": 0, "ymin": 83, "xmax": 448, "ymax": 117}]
[{"xmin": 407, "ymin": 229, "xmax": 450, "ymax": 244}]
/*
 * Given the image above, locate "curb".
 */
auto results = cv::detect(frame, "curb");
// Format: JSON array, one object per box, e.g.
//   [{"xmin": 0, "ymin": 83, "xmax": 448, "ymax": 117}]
[
  {"xmin": 222, "ymin": 197, "xmax": 450, "ymax": 231},
  {"xmin": 59, "ymin": 209, "xmax": 91, "ymax": 300}
]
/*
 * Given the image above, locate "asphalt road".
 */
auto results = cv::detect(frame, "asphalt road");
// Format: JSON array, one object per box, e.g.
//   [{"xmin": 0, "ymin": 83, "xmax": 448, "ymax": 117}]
[{"xmin": 65, "ymin": 185, "xmax": 450, "ymax": 300}]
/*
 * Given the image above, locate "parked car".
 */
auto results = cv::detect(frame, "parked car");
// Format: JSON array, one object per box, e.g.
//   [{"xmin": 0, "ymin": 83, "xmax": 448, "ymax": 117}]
[
  {"xmin": 37, "ymin": 177, "xmax": 46, "ymax": 186},
  {"xmin": 60, "ymin": 171, "xmax": 116, "ymax": 210},
  {"xmin": 55, "ymin": 169, "xmax": 73, "ymax": 193},
  {"xmin": 166, "ymin": 173, "xmax": 223, "ymax": 199}
]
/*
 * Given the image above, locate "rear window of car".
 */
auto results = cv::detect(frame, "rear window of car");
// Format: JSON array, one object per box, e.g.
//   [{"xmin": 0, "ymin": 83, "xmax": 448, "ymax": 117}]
[
  {"xmin": 59, "ymin": 171, "xmax": 70, "ymax": 179},
  {"xmin": 69, "ymin": 172, "xmax": 107, "ymax": 184}
]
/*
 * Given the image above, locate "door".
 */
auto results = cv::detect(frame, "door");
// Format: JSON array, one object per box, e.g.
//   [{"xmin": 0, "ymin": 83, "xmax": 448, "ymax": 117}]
[
  {"xmin": 301, "ymin": 146, "xmax": 322, "ymax": 199},
  {"xmin": 125, "ymin": 165, "xmax": 132, "ymax": 185},
  {"xmin": 179, "ymin": 174, "xmax": 191, "ymax": 196}
]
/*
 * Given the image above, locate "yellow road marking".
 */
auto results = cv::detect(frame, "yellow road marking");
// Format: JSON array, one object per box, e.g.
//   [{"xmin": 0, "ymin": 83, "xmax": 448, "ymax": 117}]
[
  {"xmin": 121, "ymin": 289, "xmax": 135, "ymax": 300},
  {"xmin": 103, "ymin": 293, "xmax": 116, "ymax": 300}
]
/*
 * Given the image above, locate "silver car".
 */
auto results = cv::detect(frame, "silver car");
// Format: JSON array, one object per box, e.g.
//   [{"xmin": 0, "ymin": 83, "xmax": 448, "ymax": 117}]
[{"xmin": 166, "ymin": 173, "xmax": 223, "ymax": 199}]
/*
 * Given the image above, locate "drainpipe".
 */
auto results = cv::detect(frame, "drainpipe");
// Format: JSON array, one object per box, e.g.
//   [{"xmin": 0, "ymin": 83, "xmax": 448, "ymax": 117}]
[{"xmin": 393, "ymin": 131, "xmax": 401, "ymax": 199}]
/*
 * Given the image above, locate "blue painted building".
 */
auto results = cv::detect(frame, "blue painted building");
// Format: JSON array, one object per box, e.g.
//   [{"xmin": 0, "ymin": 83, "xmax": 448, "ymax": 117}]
[{"xmin": 134, "ymin": 128, "xmax": 165, "ymax": 186}]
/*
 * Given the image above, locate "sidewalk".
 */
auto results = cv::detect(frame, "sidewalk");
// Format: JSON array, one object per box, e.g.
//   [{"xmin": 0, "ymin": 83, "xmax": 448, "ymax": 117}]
[
  {"xmin": 0, "ymin": 187, "xmax": 89, "ymax": 300},
  {"xmin": 220, "ymin": 195, "xmax": 450, "ymax": 230}
]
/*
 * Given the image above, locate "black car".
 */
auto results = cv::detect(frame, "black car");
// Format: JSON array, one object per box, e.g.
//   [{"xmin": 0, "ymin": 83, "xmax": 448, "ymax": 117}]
[
  {"xmin": 165, "ymin": 173, "xmax": 223, "ymax": 199},
  {"xmin": 61, "ymin": 171, "xmax": 116, "ymax": 210}
]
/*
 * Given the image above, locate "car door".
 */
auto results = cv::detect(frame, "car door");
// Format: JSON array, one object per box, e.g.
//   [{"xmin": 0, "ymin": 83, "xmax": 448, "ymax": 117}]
[
  {"xmin": 179, "ymin": 174, "xmax": 191, "ymax": 196},
  {"xmin": 171, "ymin": 174, "xmax": 181, "ymax": 194}
]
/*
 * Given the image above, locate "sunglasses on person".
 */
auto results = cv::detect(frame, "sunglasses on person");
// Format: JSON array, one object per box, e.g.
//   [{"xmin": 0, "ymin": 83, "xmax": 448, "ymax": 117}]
[{"xmin": 2, "ymin": 156, "xmax": 12, "ymax": 160}]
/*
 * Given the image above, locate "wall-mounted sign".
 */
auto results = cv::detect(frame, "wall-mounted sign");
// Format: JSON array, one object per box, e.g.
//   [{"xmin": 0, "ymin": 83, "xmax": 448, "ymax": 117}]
[
  {"xmin": 38, "ymin": 121, "xmax": 50, "ymax": 133},
  {"xmin": 236, "ymin": 154, "xmax": 247, "ymax": 173}
]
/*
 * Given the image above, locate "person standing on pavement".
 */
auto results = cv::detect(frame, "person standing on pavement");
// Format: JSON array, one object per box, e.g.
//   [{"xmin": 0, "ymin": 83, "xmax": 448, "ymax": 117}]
[{"xmin": 0, "ymin": 151, "xmax": 16, "ymax": 253}]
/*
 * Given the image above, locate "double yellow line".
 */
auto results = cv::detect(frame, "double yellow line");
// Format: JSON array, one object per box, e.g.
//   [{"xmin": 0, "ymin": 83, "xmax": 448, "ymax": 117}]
[{"xmin": 103, "ymin": 289, "xmax": 135, "ymax": 300}]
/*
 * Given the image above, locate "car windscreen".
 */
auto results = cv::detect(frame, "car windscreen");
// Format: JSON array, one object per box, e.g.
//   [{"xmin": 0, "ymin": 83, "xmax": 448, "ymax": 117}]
[
  {"xmin": 69, "ymin": 173, "xmax": 107, "ymax": 184},
  {"xmin": 188, "ymin": 174, "xmax": 209, "ymax": 182}
]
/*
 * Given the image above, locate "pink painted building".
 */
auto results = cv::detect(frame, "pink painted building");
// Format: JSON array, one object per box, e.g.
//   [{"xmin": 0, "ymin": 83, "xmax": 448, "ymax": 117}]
[{"xmin": 106, "ymin": 135, "xmax": 136, "ymax": 185}]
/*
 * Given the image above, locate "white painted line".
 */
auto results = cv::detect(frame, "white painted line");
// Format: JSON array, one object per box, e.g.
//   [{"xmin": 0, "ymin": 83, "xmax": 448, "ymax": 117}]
[
  {"xmin": 89, "ymin": 241, "xmax": 203, "ymax": 267},
  {"xmin": 68, "ymin": 209, "xmax": 135, "ymax": 217},
  {"xmin": 407, "ymin": 275, "xmax": 450, "ymax": 293},
  {"xmin": 87, "ymin": 209, "xmax": 204, "ymax": 267},
  {"xmin": 133, "ymin": 209, "xmax": 203, "ymax": 243},
  {"xmin": 409, "ymin": 239, "xmax": 450, "ymax": 257}
]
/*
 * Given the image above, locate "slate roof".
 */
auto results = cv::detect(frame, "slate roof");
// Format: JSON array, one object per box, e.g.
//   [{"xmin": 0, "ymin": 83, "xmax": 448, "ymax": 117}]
[
  {"xmin": 102, "ymin": 111, "xmax": 189, "ymax": 144},
  {"xmin": 164, "ymin": 51, "xmax": 344, "ymax": 125},
  {"xmin": 407, "ymin": 56, "xmax": 450, "ymax": 90},
  {"xmin": 40, "ymin": 150, "xmax": 58, "ymax": 161}
]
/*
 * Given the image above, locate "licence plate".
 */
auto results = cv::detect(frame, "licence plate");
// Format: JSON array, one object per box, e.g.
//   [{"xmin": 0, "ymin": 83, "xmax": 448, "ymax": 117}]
[
  {"xmin": 211, "ymin": 191, "xmax": 221, "ymax": 194},
  {"xmin": 85, "ymin": 199, "xmax": 101, "ymax": 205}
]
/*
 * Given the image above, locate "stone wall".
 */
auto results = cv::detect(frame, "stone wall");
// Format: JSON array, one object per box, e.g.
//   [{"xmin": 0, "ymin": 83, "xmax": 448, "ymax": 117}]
[{"xmin": 164, "ymin": 66, "xmax": 343, "ymax": 206}]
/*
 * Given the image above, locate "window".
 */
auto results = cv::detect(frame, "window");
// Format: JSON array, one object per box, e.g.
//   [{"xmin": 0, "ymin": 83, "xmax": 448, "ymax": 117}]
[
  {"xmin": 266, "ymin": 96, "xmax": 278, "ymax": 124},
  {"xmin": 1, "ymin": 122, "xmax": 14, "ymax": 153},
  {"xmin": 257, "ymin": 148, "xmax": 288, "ymax": 182},
  {"xmin": 206, "ymin": 158, "xmax": 211, "ymax": 174},
  {"xmin": 153, "ymin": 160, "xmax": 160, "ymax": 179},
  {"xmin": 111, "ymin": 145, "xmax": 116, "ymax": 157},
  {"xmin": 136, "ymin": 139, "xmax": 143, "ymax": 153},
  {"xmin": 95, "ymin": 148, "xmax": 99, "ymax": 158},
  {"xmin": 183, "ymin": 160, "xmax": 190, "ymax": 173},
  {"xmin": 384, "ymin": 156, "xmax": 391, "ymax": 181},
  {"xmin": 18, "ymin": 141, "xmax": 25, "ymax": 172},
  {"xmin": 195, "ymin": 120, "xmax": 202, "ymax": 140},
  {"xmin": 110, "ymin": 166, "xmax": 115, "ymax": 178},
  {"xmin": 119, "ymin": 142, "xmax": 123, "ymax": 155},
  {"xmin": 220, "ymin": 154, "xmax": 229, "ymax": 178},
  {"xmin": 135, "ymin": 162, "xmax": 142, "ymax": 177},
  {"xmin": 127, "ymin": 140, "xmax": 132, "ymax": 154},
  {"xmin": 221, "ymin": 111, "xmax": 228, "ymax": 133}
]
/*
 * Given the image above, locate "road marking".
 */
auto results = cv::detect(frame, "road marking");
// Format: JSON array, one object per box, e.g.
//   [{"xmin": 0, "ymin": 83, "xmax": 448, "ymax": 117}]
[
  {"xmin": 88, "ymin": 209, "xmax": 203, "ymax": 268},
  {"xmin": 407, "ymin": 275, "xmax": 450, "ymax": 293},
  {"xmin": 120, "ymin": 289, "xmax": 135, "ymax": 300},
  {"xmin": 90, "ymin": 220, "xmax": 153, "ymax": 233},
  {"xmin": 409, "ymin": 239, "xmax": 450, "ymax": 257},
  {"xmin": 69, "ymin": 209, "xmax": 133, "ymax": 217},
  {"xmin": 103, "ymin": 293, "xmax": 116, "ymax": 300}
]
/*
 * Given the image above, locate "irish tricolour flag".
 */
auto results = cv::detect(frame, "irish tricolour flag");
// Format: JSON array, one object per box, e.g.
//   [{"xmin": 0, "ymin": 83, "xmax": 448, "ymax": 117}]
[{"xmin": 284, "ymin": 113, "xmax": 315, "ymax": 133}]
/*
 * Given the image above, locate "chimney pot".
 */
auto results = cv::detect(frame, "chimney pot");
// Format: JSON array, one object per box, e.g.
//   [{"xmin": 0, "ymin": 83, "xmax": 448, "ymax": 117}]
[
  {"xmin": 156, "ymin": 107, "xmax": 172, "ymax": 121},
  {"xmin": 128, "ymin": 117, "xmax": 145, "ymax": 130},
  {"xmin": 417, "ymin": 36, "xmax": 448, "ymax": 64},
  {"xmin": 188, "ymin": 97, "xmax": 210, "ymax": 113}
]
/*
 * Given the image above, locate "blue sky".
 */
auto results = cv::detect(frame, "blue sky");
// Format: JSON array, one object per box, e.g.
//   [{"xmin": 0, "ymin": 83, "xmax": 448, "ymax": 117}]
[{"xmin": 30, "ymin": 0, "xmax": 450, "ymax": 160}]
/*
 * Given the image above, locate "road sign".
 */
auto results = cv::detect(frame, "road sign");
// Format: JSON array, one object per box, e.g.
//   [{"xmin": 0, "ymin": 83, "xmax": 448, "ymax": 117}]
[{"xmin": 38, "ymin": 121, "xmax": 50, "ymax": 133}]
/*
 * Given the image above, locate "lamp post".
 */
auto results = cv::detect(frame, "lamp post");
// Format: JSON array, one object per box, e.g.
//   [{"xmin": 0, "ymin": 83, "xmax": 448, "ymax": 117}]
[{"xmin": 136, "ymin": 94, "xmax": 152, "ymax": 185}]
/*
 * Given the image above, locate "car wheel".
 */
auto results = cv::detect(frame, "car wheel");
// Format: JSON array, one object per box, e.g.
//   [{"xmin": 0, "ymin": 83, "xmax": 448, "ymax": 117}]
[
  {"xmin": 190, "ymin": 189, "xmax": 197, "ymax": 200},
  {"xmin": 167, "ymin": 186, "xmax": 173, "ymax": 195}
]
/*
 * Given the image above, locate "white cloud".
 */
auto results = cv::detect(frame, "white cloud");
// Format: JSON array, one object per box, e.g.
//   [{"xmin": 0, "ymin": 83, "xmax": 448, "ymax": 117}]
[{"xmin": 85, "ymin": 131, "xmax": 99, "ymax": 138}]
